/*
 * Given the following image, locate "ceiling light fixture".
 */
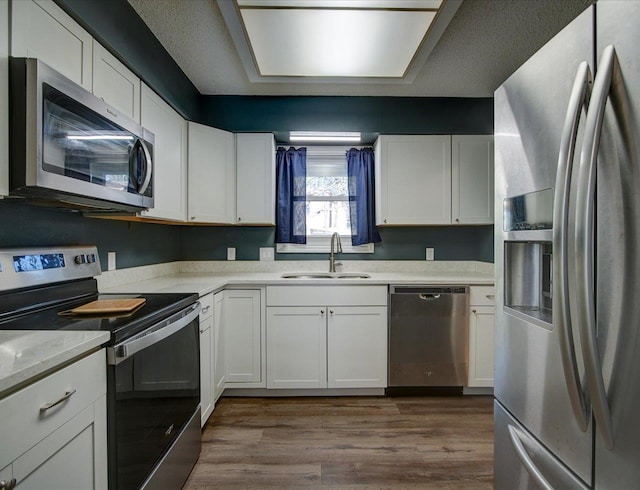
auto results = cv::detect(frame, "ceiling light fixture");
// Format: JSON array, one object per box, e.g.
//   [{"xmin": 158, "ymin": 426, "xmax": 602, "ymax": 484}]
[{"xmin": 289, "ymin": 131, "xmax": 361, "ymax": 142}]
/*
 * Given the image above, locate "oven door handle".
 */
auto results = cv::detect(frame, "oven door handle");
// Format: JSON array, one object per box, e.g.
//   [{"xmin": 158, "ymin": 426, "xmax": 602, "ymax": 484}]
[{"xmin": 107, "ymin": 302, "xmax": 201, "ymax": 365}]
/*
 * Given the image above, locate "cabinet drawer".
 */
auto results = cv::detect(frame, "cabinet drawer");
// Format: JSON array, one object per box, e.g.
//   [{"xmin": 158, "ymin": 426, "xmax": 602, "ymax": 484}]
[
  {"xmin": 267, "ymin": 286, "xmax": 387, "ymax": 307},
  {"xmin": 199, "ymin": 293, "xmax": 214, "ymax": 321},
  {"xmin": 470, "ymin": 286, "xmax": 495, "ymax": 306},
  {"xmin": 0, "ymin": 349, "xmax": 106, "ymax": 470}
]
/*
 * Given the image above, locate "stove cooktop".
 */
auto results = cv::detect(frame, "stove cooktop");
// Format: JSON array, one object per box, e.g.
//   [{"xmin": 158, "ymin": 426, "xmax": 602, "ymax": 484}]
[{"xmin": 0, "ymin": 291, "xmax": 199, "ymax": 344}]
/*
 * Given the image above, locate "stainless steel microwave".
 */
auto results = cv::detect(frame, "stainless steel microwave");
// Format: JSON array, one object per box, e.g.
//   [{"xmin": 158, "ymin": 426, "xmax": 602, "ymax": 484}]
[{"xmin": 9, "ymin": 58, "xmax": 154, "ymax": 213}]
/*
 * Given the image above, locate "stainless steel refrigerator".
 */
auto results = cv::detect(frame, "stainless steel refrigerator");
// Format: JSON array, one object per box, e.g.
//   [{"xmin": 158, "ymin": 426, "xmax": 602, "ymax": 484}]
[{"xmin": 494, "ymin": 1, "xmax": 640, "ymax": 488}]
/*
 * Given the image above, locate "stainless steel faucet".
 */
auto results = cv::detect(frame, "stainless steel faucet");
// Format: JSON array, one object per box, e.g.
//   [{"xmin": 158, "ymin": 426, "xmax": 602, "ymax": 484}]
[{"xmin": 329, "ymin": 232, "xmax": 343, "ymax": 272}]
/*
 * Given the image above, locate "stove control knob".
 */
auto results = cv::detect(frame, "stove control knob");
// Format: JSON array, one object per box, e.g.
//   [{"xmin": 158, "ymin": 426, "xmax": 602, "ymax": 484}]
[
  {"xmin": 86, "ymin": 253, "xmax": 96, "ymax": 263},
  {"xmin": 74, "ymin": 255, "xmax": 86, "ymax": 265}
]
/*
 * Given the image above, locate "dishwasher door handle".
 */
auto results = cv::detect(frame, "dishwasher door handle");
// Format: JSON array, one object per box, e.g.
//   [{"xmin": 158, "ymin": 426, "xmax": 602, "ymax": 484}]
[{"xmin": 419, "ymin": 293, "xmax": 441, "ymax": 300}]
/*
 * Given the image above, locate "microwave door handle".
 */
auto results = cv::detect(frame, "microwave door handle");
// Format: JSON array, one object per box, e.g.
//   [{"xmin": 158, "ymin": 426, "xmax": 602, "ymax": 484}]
[
  {"xmin": 575, "ymin": 45, "xmax": 616, "ymax": 449},
  {"xmin": 553, "ymin": 60, "xmax": 591, "ymax": 431},
  {"xmin": 107, "ymin": 303, "xmax": 200, "ymax": 365},
  {"xmin": 138, "ymin": 139, "xmax": 153, "ymax": 195}
]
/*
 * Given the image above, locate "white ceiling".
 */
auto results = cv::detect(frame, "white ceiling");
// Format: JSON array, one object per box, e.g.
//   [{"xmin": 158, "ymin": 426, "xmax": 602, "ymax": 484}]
[{"xmin": 127, "ymin": 0, "xmax": 593, "ymax": 97}]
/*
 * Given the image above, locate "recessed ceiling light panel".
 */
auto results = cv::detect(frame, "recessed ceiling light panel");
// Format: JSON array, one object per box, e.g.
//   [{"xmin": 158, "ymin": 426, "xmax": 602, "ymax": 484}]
[
  {"xmin": 240, "ymin": 8, "xmax": 436, "ymax": 77},
  {"xmin": 217, "ymin": 0, "xmax": 459, "ymax": 84}
]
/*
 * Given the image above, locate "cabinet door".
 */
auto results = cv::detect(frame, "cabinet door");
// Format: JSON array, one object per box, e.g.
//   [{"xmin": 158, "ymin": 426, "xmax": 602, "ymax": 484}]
[
  {"xmin": 327, "ymin": 306, "xmax": 388, "ymax": 388},
  {"xmin": 187, "ymin": 122, "xmax": 236, "ymax": 223},
  {"xmin": 468, "ymin": 306, "xmax": 495, "ymax": 387},
  {"xmin": 10, "ymin": 0, "xmax": 93, "ymax": 90},
  {"xmin": 375, "ymin": 135, "xmax": 452, "ymax": 225},
  {"xmin": 14, "ymin": 397, "xmax": 107, "ymax": 490},
  {"xmin": 199, "ymin": 316, "xmax": 214, "ymax": 427},
  {"xmin": 140, "ymin": 83, "xmax": 187, "ymax": 221},
  {"xmin": 213, "ymin": 291, "xmax": 226, "ymax": 400},
  {"xmin": 224, "ymin": 289, "xmax": 263, "ymax": 384},
  {"xmin": 452, "ymin": 135, "xmax": 494, "ymax": 224},
  {"xmin": 236, "ymin": 133, "xmax": 275, "ymax": 224},
  {"xmin": 266, "ymin": 307, "xmax": 327, "ymax": 389},
  {"xmin": 92, "ymin": 41, "xmax": 140, "ymax": 123},
  {"xmin": 0, "ymin": 0, "xmax": 8, "ymax": 197}
]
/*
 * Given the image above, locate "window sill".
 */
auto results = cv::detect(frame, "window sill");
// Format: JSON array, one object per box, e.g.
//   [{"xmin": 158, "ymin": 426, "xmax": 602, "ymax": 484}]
[{"xmin": 277, "ymin": 238, "xmax": 374, "ymax": 254}]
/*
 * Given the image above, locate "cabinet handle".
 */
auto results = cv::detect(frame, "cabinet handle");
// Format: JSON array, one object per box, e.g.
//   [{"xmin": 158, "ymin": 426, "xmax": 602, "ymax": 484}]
[
  {"xmin": 455, "ymin": 218, "xmax": 460, "ymax": 222},
  {"xmin": 329, "ymin": 310, "xmax": 334, "ymax": 315},
  {"xmin": 201, "ymin": 305, "xmax": 211, "ymax": 314},
  {"xmin": 486, "ymin": 294, "xmax": 495, "ymax": 300},
  {"xmin": 320, "ymin": 310, "xmax": 325, "ymax": 315},
  {"xmin": 383, "ymin": 219, "xmax": 387, "ymax": 224},
  {"xmin": 238, "ymin": 217, "xmax": 242, "ymax": 222},
  {"xmin": 472, "ymin": 309, "xmax": 477, "ymax": 314},
  {"xmin": 40, "ymin": 389, "xmax": 77, "ymax": 413},
  {"xmin": 190, "ymin": 216, "xmax": 196, "ymax": 220},
  {"xmin": 0, "ymin": 479, "xmax": 17, "ymax": 490}
]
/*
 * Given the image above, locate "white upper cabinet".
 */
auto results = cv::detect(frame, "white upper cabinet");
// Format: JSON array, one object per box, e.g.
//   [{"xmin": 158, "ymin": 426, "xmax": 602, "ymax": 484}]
[
  {"xmin": 140, "ymin": 83, "xmax": 187, "ymax": 221},
  {"xmin": 91, "ymin": 41, "xmax": 140, "ymax": 123},
  {"xmin": 10, "ymin": 0, "xmax": 93, "ymax": 90},
  {"xmin": 452, "ymin": 135, "xmax": 494, "ymax": 224},
  {"xmin": 0, "ymin": 0, "xmax": 8, "ymax": 197},
  {"xmin": 187, "ymin": 122, "xmax": 236, "ymax": 224},
  {"xmin": 375, "ymin": 135, "xmax": 452, "ymax": 225},
  {"xmin": 236, "ymin": 133, "xmax": 276, "ymax": 225}
]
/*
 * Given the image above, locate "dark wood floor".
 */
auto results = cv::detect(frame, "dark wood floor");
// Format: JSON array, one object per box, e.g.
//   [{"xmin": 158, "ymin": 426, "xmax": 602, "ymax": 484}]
[{"xmin": 184, "ymin": 396, "xmax": 494, "ymax": 489}]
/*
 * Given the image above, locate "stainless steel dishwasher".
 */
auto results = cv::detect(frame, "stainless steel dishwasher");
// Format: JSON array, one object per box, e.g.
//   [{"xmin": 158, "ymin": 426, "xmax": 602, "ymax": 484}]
[{"xmin": 388, "ymin": 286, "xmax": 469, "ymax": 388}]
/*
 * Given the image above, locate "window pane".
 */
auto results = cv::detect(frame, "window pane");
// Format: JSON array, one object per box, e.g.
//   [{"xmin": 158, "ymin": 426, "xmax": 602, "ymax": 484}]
[
  {"xmin": 307, "ymin": 176, "xmax": 348, "ymax": 197},
  {"xmin": 307, "ymin": 201, "xmax": 351, "ymax": 236}
]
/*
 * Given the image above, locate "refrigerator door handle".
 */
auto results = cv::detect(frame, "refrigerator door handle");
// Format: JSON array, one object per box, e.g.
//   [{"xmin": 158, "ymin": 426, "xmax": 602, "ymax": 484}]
[
  {"xmin": 508, "ymin": 425, "xmax": 554, "ymax": 490},
  {"xmin": 575, "ymin": 44, "xmax": 617, "ymax": 449},
  {"xmin": 553, "ymin": 60, "xmax": 592, "ymax": 432}
]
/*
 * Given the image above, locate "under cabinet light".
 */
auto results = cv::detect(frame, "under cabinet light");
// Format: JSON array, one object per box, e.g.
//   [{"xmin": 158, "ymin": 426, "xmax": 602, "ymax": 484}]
[{"xmin": 289, "ymin": 131, "xmax": 361, "ymax": 143}]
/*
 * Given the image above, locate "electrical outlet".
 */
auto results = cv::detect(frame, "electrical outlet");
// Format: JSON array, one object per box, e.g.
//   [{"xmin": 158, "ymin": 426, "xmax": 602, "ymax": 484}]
[
  {"xmin": 227, "ymin": 248, "xmax": 236, "ymax": 261},
  {"xmin": 107, "ymin": 251, "xmax": 117, "ymax": 271},
  {"xmin": 260, "ymin": 247, "xmax": 275, "ymax": 261},
  {"xmin": 426, "ymin": 248, "xmax": 435, "ymax": 261}
]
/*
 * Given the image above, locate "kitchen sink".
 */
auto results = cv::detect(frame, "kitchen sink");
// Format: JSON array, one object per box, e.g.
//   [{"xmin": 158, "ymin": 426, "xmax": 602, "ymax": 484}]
[{"xmin": 280, "ymin": 272, "xmax": 371, "ymax": 279}]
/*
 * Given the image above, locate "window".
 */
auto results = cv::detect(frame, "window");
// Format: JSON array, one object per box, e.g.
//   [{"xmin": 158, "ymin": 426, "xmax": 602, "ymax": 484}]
[{"xmin": 277, "ymin": 146, "xmax": 374, "ymax": 253}]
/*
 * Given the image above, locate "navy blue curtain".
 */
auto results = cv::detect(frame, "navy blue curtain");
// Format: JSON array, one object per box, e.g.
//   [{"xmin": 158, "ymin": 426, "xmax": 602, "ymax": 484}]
[
  {"xmin": 346, "ymin": 148, "xmax": 382, "ymax": 246},
  {"xmin": 276, "ymin": 147, "xmax": 307, "ymax": 244}
]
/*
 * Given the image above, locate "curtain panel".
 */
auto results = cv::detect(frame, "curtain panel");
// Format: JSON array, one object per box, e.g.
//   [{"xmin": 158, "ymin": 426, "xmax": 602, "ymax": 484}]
[
  {"xmin": 346, "ymin": 148, "xmax": 382, "ymax": 246},
  {"xmin": 276, "ymin": 147, "xmax": 307, "ymax": 244}
]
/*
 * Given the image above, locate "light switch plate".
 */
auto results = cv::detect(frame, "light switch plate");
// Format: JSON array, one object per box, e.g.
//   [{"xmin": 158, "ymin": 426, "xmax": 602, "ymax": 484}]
[
  {"xmin": 107, "ymin": 251, "xmax": 117, "ymax": 271},
  {"xmin": 227, "ymin": 248, "xmax": 236, "ymax": 261},
  {"xmin": 260, "ymin": 247, "xmax": 275, "ymax": 261},
  {"xmin": 426, "ymin": 248, "xmax": 435, "ymax": 261}
]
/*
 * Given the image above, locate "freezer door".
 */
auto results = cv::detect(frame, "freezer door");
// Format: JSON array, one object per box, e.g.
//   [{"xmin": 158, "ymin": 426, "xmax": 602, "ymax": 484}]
[
  {"xmin": 592, "ymin": 1, "xmax": 640, "ymax": 488},
  {"xmin": 494, "ymin": 5, "xmax": 594, "ymax": 486},
  {"xmin": 494, "ymin": 401, "xmax": 589, "ymax": 490}
]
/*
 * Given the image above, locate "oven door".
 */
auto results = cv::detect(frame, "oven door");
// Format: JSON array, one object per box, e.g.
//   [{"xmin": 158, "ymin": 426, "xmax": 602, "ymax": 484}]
[{"xmin": 107, "ymin": 303, "xmax": 200, "ymax": 490}]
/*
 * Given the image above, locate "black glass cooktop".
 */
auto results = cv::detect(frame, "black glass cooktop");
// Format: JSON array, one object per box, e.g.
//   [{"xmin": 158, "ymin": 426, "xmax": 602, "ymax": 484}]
[{"xmin": 0, "ymin": 279, "xmax": 198, "ymax": 344}]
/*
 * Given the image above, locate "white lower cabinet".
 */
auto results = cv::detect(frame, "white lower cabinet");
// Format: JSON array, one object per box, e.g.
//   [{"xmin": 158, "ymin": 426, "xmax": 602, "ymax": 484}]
[
  {"xmin": 224, "ymin": 289, "xmax": 265, "ymax": 387},
  {"xmin": 468, "ymin": 286, "xmax": 495, "ymax": 388},
  {"xmin": 0, "ymin": 350, "xmax": 107, "ymax": 490},
  {"xmin": 198, "ymin": 293, "xmax": 215, "ymax": 427},
  {"xmin": 266, "ymin": 307, "xmax": 327, "ymax": 389},
  {"xmin": 327, "ymin": 306, "xmax": 387, "ymax": 388},
  {"xmin": 266, "ymin": 286, "xmax": 388, "ymax": 390},
  {"xmin": 213, "ymin": 291, "xmax": 226, "ymax": 400}
]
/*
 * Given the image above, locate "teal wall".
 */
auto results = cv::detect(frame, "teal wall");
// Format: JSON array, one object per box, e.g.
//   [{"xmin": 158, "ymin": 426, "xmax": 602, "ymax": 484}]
[
  {"xmin": 179, "ymin": 226, "xmax": 493, "ymax": 263},
  {"xmin": 1, "ymin": 0, "xmax": 495, "ymax": 268}
]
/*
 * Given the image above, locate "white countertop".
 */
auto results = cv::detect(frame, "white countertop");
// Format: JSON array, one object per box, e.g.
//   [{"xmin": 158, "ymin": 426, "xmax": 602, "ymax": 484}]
[
  {"xmin": 102, "ymin": 270, "xmax": 495, "ymax": 297},
  {"xmin": 0, "ymin": 330, "xmax": 110, "ymax": 397}
]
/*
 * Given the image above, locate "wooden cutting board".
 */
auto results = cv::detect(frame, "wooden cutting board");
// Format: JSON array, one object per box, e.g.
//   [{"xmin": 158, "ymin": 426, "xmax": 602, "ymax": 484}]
[{"xmin": 67, "ymin": 298, "xmax": 146, "ymax": 315}]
